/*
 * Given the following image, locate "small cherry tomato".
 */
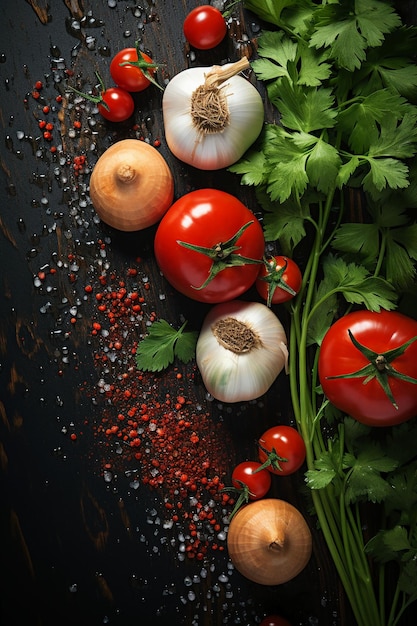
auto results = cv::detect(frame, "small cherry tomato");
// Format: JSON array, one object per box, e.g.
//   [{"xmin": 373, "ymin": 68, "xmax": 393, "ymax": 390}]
[
  {"xmin": 260, "ymin": 616, "xmax": 292, "ymax": 626},
  {"xmin": 232, "ymin": 461, "xmax": 272, "ymax": 501},
  {"xmin": 69, "ymin": 72, "xmax": 135, "ymax": 123},
  {"xmin": 183, "ymin": 5, "xmax": 227, "ymax": 50},
  {"xmin": 256, "ymin": 255, "xmax": 302, "ymax": 306},
  {"xmin": 97, "ymin": 87, "xmax": 135, "ymax": 122},
  {"xmin": 110, "ymin": 48, "xmax": 158, "ymax": 92},
  {"xmin": 258, "ymin": 425, "xmax": 306, "ymax": 476},
  {"xmin": 225, "ymin": 461, "xmax": 272, "ymax": 519}
]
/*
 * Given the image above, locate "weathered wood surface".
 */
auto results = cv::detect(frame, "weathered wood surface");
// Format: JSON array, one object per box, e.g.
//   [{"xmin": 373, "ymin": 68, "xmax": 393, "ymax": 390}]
[{"xmin": 0, "ymin": 2, "xmax": 415, "ymax": 626}]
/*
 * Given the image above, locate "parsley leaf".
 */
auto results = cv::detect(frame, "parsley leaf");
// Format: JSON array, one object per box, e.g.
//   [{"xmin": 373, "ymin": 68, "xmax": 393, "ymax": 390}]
[
  {"xmin": 243, "ymin": 0, "xmax": 308, "ymax": 27},
  {"xmin": 352, "ymin": 27, "xmax": 417, "ymax": 100},
  {"xmin": 315, "ymin": 255, "xmax": 398, "ymax": 312},
  {"xmin": 256, "ymin": 186, "xmax": 311, "ymax": 252},
  {"xmin": 344, "ymin": 443, "xmax": 399, "ymax": 504},
  {"xmin": 267, "ymin": 77, "xmax": 337, "ymax": 132},
  {"xmin": 332, "ymin": 205, "xmax": 417, "ymax": 290},
  {"xmin": 337, "ymin": 90, "xmax": 410, "ymax": 153},
  {"xmin": 252, "ymin": 30, "xmax": 332, "ymax": 87},
  {"xmin": 135, "ymin": 319, "xmax": 197, "ymax": 373},
  {"xmin": 251, "ymin": 30, "xmax": 297, "ymax": 82},
  {"xmin": 310, "ymin": 0, "xmax": 401, "ymax": 71}
]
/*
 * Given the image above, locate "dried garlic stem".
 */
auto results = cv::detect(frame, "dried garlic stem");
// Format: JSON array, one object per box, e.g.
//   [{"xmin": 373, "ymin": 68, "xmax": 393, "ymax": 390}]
[{"xmin": 204, "ymin": 57, "xmax": 251, "ymax": 89}]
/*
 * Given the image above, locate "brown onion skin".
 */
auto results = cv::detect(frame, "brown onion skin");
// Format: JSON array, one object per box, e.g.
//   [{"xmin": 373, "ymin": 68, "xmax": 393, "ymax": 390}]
[
  {"xmin": 90, "ymin": 139, "xmax": 174, "ymax": 232},
  {"xmin": 227, "ymin": 498, "xmax": 312, "ymax": 585}
]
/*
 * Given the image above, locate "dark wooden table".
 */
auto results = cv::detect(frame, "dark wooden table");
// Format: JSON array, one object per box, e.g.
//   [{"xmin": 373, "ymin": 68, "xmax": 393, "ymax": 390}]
[{"xmin": 1, "ymin": 2, "xmax": 415, "ymax": 626}]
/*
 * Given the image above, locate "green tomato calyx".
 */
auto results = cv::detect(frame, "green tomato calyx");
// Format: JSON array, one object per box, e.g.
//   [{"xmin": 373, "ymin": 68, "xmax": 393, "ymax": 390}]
[
  {"xmin": 259, "ymin": 256, "xmax": 297, "ymax": 307},
  {"xmin": 177, "ymin": 220, "xmax": 262, "ymax": 291},
  {"xmin": 254, "ymin": 443, "xmax": 288, "ymax": 473}
]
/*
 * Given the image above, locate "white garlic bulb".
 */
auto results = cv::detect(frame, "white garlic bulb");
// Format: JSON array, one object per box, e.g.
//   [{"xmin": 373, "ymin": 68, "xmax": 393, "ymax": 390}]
[
  {"xmin": 162, "ymin": 57, "xmax": 264, "ymax": 170},
  {"xmin": 196, "ymin": 300, "xmax": 288, "ymax": 403}
]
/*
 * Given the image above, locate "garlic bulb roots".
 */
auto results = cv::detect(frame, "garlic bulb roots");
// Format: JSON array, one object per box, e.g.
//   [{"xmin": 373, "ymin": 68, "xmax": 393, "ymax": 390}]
[
  {"xmin": 227, "ymin": 499, "xmax": 312, "ymax": 585},
  {"xmin": 162, "ymin": 58, "xmax": 264, "ymax": 170},
  {"xmin": 89, "ymin": 139, "xmax": 174, "ymax": 232},
  {"xmin": 196, "ymin": 300, "xmax": 288, "ymax": 403}
]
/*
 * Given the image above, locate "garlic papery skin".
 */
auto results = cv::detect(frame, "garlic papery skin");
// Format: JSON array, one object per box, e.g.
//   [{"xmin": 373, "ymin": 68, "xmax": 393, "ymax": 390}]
[
  {"xmin": 196, "ymin": 300, "xmax": 288, "ymax": 403},
  {"xmin": 162, "ymin": 57, "xmax": 264, "ymax": 170}
]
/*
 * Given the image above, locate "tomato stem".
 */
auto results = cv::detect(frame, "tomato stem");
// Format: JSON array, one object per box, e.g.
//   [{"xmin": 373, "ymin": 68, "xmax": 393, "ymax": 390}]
[
  {"xmin": 221, "ymin": 480, "xmax": 252, "ymax": 521},
  {"xmin": 67, "ymin": 71, "xmax": 110, "ymax": 111}
]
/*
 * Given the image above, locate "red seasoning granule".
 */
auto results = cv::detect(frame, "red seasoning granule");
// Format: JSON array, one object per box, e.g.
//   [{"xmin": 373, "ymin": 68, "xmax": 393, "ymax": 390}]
[{"xmin": 84, "ymin": 268, "xmax": 234, "ymax": 558}]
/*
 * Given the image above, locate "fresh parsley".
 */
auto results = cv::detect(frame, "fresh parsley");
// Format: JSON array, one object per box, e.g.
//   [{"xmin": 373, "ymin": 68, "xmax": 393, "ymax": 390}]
[
  {"xmin": 230, "ymin": 1, "xmax": 417, "ymax": 625},
  {"xmin": 135, "ymin": 319, "xmax": 197, "ymax": 373}
]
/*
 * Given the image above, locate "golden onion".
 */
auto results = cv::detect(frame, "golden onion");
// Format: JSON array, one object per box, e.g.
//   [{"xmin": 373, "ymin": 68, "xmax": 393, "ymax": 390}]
[
  {"xmin": 227, "ymin": 498, "xmax": 312, "ymax": 585},
  {"xmin": 89, "ymin": 139, "xmax": 174, "ymax": 231}
]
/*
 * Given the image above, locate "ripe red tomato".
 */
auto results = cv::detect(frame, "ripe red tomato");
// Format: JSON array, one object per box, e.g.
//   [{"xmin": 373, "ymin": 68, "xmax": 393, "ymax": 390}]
[
  {"xmin": 97, "ymin": 87, "xmax": 135, "ymax": 122},
  {"xmin": 110, "ymin": 49, "xmax": 156, "ymax": 92},
  {"xmin": 256, "ymin": 255, "xmax": 302, "ymax": 305},
  {"xmin": 318, "ymin": 309, "xmax": 417, "ymax": 427},
  {"xmin": 232, "ymin": 461, "xmax": 272, "ymax": 501},
  {"xmin": 183, "ymin": 5, "xmax": 227, "ymax": 50},
  {"xmin": 258, "ymin": 425, "xmax": 306, "ymax": 476},
  {"xmin": 259, "ymin": 616, "xmax": 292, "ymax": 626},
  {"xmin": 154, "ymin": 189, "xmax": 265, "ymax": 303}
]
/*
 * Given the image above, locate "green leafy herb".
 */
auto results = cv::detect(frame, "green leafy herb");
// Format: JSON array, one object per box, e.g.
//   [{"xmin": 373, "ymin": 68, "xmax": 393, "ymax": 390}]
[
  {"xmin": 230, "ymin": 2, "xmax": 417, "ymax": 625},
  {"xmin": 135, "ymin": 319, "xmax": 197, "ymax": 372}
]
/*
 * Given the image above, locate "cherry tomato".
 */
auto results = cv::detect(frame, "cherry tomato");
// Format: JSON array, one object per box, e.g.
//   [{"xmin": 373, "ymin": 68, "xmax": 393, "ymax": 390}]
[
  {"xmin": 154, "ymin": 189, "xmax": 265, "ymax": 303},
  {"xmin": 232, "ymin": 461, "xmax": 272, "ymax": 501},
  {"xmin": 318, "ymin": 309, "xmax": 417, "ymax": 427},
  {"xmin": 259, "ymin": 616, "xmax": 292, "ymax": 626},
  {"xmin": 256, "ymin": 255, "xmax": 302, "ymax": 305},
  {"xmin": 97, "ymin": 87, "xmax": 135, "ymax": 122},
  {"xmin": 110, "ymin": 49, "xmax": 157, "ymax": 92},
  {"xmin": 258, "ymin": 425, "xmax": 306, "ymax": 476},
  {"xmin": 183, "ymin": 5, "xmax": 227, "ymax": 50}
]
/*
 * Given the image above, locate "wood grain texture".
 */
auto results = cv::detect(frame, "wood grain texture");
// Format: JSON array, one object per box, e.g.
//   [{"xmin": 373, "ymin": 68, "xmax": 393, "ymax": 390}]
[{"xmin": 0, "ymin": 2, "xmax": 415, "ymax": 626}]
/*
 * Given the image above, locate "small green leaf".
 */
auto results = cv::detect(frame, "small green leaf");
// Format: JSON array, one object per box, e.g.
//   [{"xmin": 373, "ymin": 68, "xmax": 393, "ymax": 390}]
[
  {"xmin": 305, "ymin": 467, "xmax": 336, "ymax": 489},
  {"xmin": 305, "ymin": 136, "xmax": 342, "ymax": 193},
  {"xmin": 362, "ymin": 157, "xmax": 410, "ymax": 197},
  {"xmin": 257, "ymin": 187, "xmax": 310, "ymax": 252},
  {"xmin": 135, "ymin": 320, "xmax": 197, "ymax": 373},
  {"xmin": 368, "ymin": 112, "xmax": 417, "ymax": 160},
  {"xmin": 366, "ymin": 526, "xmax": 411, "ymax": 563},
  {"xmin": 332, "ymin": 223, "xmax": 380, "ymax": 264},
  {"xmin": 336, "ymin": 156, "xmax": 361, "ymax": 187},
  {"xmin": 228, "ymin": 149, "xmax": 267, "ymax": 187},
  {"xmin": 337, "ymin": 90, "xmax": 410, "ymax": 153},
  {"xmin": 310, "ymin": 0, "xmax": 401, "ymax": 71},
  {"xmin": 297, "ymin": 42, "xmax": 332, "ymax": 87},
  {"xmin": 272, "ymin": 78, "xmax": 337, "ymax": 132},
  {"xmin": 319, "ymin": 255, "xmax": 397, "ymax": 312}
]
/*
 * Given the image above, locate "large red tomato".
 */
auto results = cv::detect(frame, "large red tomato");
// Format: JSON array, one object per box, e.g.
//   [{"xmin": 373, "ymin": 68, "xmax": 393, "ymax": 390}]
[
  {"xmin": 154, "ymin": 189, "xmax": 265, "ymax": 303},
  {"xmin": 318, "ymin": 310, "xmax": 417, "ymax": 427}
]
